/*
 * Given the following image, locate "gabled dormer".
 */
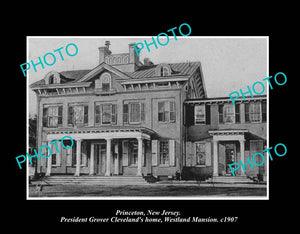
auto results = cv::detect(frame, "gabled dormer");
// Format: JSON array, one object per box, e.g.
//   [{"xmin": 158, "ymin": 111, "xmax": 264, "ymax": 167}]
[{"xmin": 45, "ymin": 71, "xmax": 61, "ymax": 84}]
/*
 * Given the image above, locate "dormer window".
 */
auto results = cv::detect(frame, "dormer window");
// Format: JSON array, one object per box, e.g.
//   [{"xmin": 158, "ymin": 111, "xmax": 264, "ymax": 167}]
[
  {"xmin": 45, "ymin": 71, "xmax": 60, "ymax": 84},
  {"xmin": 96, "ymin": 72, "xmax": 111, "ymax": 91},
  {"xmin": 49, "ymin": 74, "xmax": 59, "ymax": 84},
  {"xmin": 155, "ymin": 63, "xmax": 171, "ymax": 77},
  {"xmin": 161, "ymin": 66, "xmax": 170, "ymax": 76}
]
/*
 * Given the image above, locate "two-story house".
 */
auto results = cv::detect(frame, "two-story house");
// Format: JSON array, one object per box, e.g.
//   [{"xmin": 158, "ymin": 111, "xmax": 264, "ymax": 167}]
[
  {"xmin": 30, "ymin": 41, "xmax": 207, "ymax": 179},
  {"xmin": 184, "ymin": 95, "xmax": 267, "ymax": 182}
]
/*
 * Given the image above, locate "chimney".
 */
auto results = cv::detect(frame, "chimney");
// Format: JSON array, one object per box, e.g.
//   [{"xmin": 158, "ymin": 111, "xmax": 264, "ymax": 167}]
[
  {"xmin": 98, "ymin": 41, "xmax": 112, "ymax": 64},
  {"xmin": 128, "ymin": 43, "xmax": 140, "ymax": 67},
  {"xmin": 143, "ymin": 57, "xmax": 153, "ymax": 66}
]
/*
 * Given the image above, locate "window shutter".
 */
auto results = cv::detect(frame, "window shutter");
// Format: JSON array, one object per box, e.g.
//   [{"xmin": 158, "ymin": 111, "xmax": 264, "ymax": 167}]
[
  {"xmin": 55, "ymin": 141, "xmax": 61, "ymax": 166},
  {"xmin": 84, "ymin": 106, "xmax": 88, "ymax": 125},
  {"xmin": 186, "ymin": 141, "xmax": 192, "ymax": 166},
  {"xmin": 95, "ymin": 105, "xmax": 101, "ymax": 124},
  {"xmin": 66, "ymin": 147, "xmax": 72, "ymax": 166},
  {"xmin": 185, "ymin": 104, "xmax": 194, "ymax": 126},
  {"xmin": 245, "ymin": 103, "xmax": 250, "ymax": 122},
  {"xmin": 170, "ymin": 101, "xmax": 176, "ymax": 122},
  {"xmin": 235, "ymin": 104, "xmax": 240, "ymax": 123},
  {"xmin": 205, "ymin": 105, "xmax": 211, "ymax": 125},
  {"xmin": 262, "ymin": 101, "xmax": 267, "ymax": 122},
  {"xmin": 191, "ymin": 143, "xmax": 196, "ymax": 166},
  {"xmin": 43, "ymin": 107, "xmax": 48, "ymax": 127},
  {"xmin": 205, "ymin": 142, "xmax": 211, "ymax": 166},
  {"xmin": 68, "ymin": 106, "xmax": 73, "ymax": 125},
  {"xmin": 122, "ymin": 141, "xmax": 129, "ymax": 166},
  {"xmin": 58, "ymin": 106, "xmax": 63, "ymax": 125},
  {"xmin": 169, "ymin": 139, "xmax": 176, "ymax": 166},
  {"xmin": 112, "ymin": 104, "xmax": 117, "ymax": 124},
  {"xmin": 218, "ymin": 104, "xmax": 223, "ymax": 123},
  {"xmin": 123, "ymin": 104, "xmax": 129, "ymax": 124},
  {"xmin": 141, "ymin": 103, "xmax": 145, "ymax": 123},
  {"xmin": 81, "ymin": 142, "xmax": 87, "ymax": 166},
  {"xmin": 151, "ymin": 140, "xmax": 158, "ymax": 166}
]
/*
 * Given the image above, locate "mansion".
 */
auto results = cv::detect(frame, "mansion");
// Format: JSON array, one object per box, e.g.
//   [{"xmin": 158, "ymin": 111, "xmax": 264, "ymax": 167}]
[{"xmin": 30, "ymin": 41, "xmax": 267, "ymax": 182}]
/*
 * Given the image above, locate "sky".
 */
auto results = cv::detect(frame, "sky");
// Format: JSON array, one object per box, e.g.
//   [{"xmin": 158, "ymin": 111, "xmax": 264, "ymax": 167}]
[{"xmin": 27, "ymin": 36, "xmax": 268, "ymax": 116}]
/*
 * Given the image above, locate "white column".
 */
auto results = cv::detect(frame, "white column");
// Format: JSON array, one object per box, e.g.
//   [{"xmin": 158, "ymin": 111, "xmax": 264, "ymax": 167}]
[
  {"xmin": 74, "ymin": 139, "xmax": 81, "ymax": 176},
  {"xmin": 213, "ymin": 140, "xmax": 219, "ymax": 176},
  {"xmin": 89, "ymin": 143, "xmax": 94, "ymax": 175},
  {"xmin": 137, "ymin": 137, "xmax": 143, "ymax": 176},
  {"xmin": 105, "ymin": 138, "xmax": 111, "ymax": 176},
  {"xmin": 45, "ymin": 142, "xmax": 52, "ymax": 176},
  {"xmin": 114, "ymin": 142, "xmax": 119, "ymax": 175},
  {"xmin": 239, "ymin": 139, "xmax": 245, "ymax": 176}
]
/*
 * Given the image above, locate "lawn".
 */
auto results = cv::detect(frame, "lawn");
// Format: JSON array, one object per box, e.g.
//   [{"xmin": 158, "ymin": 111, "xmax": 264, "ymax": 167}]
[{"xmin": 28, "ymin": 184, "xmax": 267, "ymax": 198}]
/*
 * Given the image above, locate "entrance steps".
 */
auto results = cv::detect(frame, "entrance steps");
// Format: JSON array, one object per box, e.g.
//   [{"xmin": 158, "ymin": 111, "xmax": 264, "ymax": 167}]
[
  {"xmin": 209, "ymin": 176, "xmax": 253, "ymax": 184},
  {"xmin": 37, "ymin": 175, "xmax": 149, "ymax": 186}
]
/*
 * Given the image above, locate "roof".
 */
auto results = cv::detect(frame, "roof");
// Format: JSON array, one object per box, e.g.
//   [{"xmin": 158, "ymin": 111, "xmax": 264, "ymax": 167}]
[
  {"xmin": 125, "ymin": 61, "xmax": 200, "ymax": 79},
  {"xmin": 60, "ymin": 70, "xmax": 91, "ymax": 80},
  {"xmin": 185, "ymin": 94, "xmax": 267, "ymax": 104},
  {"xmin": 30, "ymin": 61, "xmax": 201, "ymax": 88}
]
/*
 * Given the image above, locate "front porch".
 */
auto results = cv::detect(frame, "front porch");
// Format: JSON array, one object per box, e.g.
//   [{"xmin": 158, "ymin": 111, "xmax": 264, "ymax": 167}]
[
  {"xmin": 208, "ymin": 129, "xmax": 267, "ymax": 180},
  {"xmin": 44, "ymin": 127, "xmax": 155, "ymax": 177}
]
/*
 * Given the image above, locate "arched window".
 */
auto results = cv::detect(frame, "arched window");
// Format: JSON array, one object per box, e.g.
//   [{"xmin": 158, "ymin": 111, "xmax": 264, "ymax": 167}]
[
  {"xmin": 155, "ymin": 64, "xmax": 171, "ymax": 77},
  {"xmin": 100, "ymin": 72, "xmax": 111, "ymax": 91},
  {"xmin": 49, "ymin": 75, "xmax": 54, "ymax": 84},
  {"xmin": 45, "ymin": 71, "xmax": 60, "ymax": 84}
]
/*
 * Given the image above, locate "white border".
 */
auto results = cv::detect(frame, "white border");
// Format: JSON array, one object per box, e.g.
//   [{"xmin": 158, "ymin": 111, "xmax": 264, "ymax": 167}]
[{"xmin": 26, "ymin": 36, "xmax": 269, "ymax": 200}]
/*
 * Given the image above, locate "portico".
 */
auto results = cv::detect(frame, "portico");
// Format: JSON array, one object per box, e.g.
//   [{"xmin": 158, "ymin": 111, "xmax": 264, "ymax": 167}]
[
  {"xmin": 208, "ymin": 129, "xmax": 248, "ymax": 177},
  {"xmin": 45, "ymin": 127, "xmax": 155, "ymax": 177}
]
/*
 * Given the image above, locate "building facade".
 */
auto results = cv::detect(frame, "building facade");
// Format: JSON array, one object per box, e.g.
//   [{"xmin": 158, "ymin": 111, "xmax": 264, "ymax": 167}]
[
  {"xmin": 184, "ymin": 95, "xmax": 267, "ymax": 181},
  {"xmin": 30, "ymin": 41, "xmax": 267, "ymax": 181},
  {"xmin": 30, "ymin": 42, "xmax": 206, "ymax": 179}
]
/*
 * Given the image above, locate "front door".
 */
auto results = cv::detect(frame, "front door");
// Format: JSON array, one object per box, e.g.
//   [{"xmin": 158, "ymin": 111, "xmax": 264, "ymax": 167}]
[
  {"xmin": 225, "ymin": 143, "xmax": 236, "ymax": 175},
  {"xmin": 94, "ymin": 143, "xmax": 106, "ymax": 175}
]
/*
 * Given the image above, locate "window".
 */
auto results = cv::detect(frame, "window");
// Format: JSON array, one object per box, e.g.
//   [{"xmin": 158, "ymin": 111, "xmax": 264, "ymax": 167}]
[
  {"xmin": 159, "ymin": 141, "xmax": 169, "ymax": 165},
  {"xmin": 123, "ymin": 102, "xmax": 145, "ymax": 124},
  {"xmin": 245, "ymin": 102, "xmax": 262, "ymax": 123},
  {"xmin": 223, "ymin": 104, "xmax": 235, "ymax": 124},
  {"xmin": 68, "ymin": 105, "xmax": 88, "ymax": 126},
  {"xmin": 161, "ymin": 66, "xmax": 170, "ymax": 76},
  {"xmin": 195, "ymin": 143, "xmax": 206, "ymax": 166},
  {"xmin": 158, "ymin": 101, "xmax": 176, "ymax": 123},
  {"xmin": 43, "ymin": 105, "xmax": 62, "ymax": 127},
  {"xmin": 195, "ymin": 105, "xmax": 205, "ymax": 124},
  {"xmin": 95, "ymin": 103, "xmax": 117, "ymax": 125},
  {"xmin": 45, "ymin": 72, "xmax": 60, "ymax": 84},
  {"xmin": 100, "ymin": 73, "xmax": 111, "ymax": 91},
  {"xmin": 219, "ymin": 103, "xmax": 238, "ymax": 124},
  {"xmin": 130, "ymin": 103, "xmax": 140, "ymax": 123}
]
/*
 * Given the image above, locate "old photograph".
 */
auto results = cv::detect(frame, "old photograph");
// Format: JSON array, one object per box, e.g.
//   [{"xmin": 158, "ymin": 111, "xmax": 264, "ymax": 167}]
[{"xmin": 27, "ymin": 36, "xmax": 268, "ymax": 199}]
